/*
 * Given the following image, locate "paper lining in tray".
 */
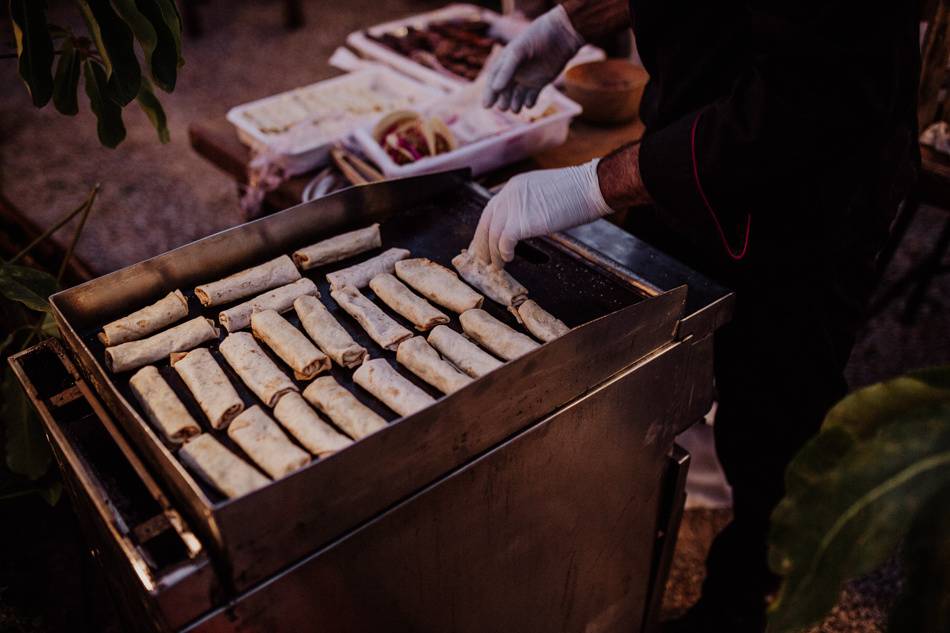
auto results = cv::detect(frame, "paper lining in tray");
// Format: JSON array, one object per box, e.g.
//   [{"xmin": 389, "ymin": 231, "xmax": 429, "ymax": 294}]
[{"xmin": 226, "ymin": 64, "xmax": 444, "ymax": 176}]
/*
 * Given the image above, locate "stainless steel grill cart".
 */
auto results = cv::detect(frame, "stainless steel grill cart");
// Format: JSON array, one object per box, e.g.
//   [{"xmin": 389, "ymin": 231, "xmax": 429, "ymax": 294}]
[{"xmin": 9, "ymin": 170, "xmax": 732, "ymax": 633}]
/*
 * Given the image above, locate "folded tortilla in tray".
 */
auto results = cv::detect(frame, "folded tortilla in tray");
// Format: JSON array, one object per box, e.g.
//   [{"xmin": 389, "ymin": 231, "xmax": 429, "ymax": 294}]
[
  {"xmin": 353, "ymin": 358, "xmax": 435, "ymax": 417},
  {"xmin": 251, "ymin": 309, "xmax": 330, "ymax": 380},
  {"xmin": 273, "ymin": 391, "xmax": 352, "ymax": 457},
  {"xmin": 303, "ymin": 375, "xmax": 388, "ymax": 440},
  {"xmin": 129, "ymin": 365, "xmax": 201, "ymax": 444},
  {"xmin": 396, "ymin": 336, "xmax": 472, "ymax": 395},
  {"xmin": 293, "ymin": 224, "xmax": 382, "ymax": 270},
  {"xmin": 219, "ymin": 277, "xmax": 319, "ymax": 333},
  {"xmin": 219, "ymin": 332, "xmax": 297, "ymax": 407},
  {"xmin": 460, "ymin": 309, "xmax": 540, "ymax": 361},
  {"xmin": 227, "ymin": 406, "xmax": 310, "ymax": 479},
  {"xmin": 195, "ymin": 255, "xmax": 300, "ymax": 307},
  {"xmin": 293, "ymin": 295, "xmax": 367, "ymax": 368},
  {"xmin": 510, "ymin": 299, "xmax": 570, "ymax": 342},
  {"xmin": 326, "ymin": 247, "xmax": 410, "ymax": 290},
  {"xmin": 427, "ymin": 325, "xmax": 503, "ymax": 378},
  {"xmin": 105, "ymin": 316, "xmax": 219, "ymax": 373},
  {"xmin": 170, "ymin": 347, "xmax": 244, "ymax": 429},
  {"xmin": 451, "ymin": 250, "xmax": 528, "ymax": 307},
  {"xmin": 178, "ymin": 433, "xmax": 270, "ymax": 499},
  {"xmin": 99, "ymin": 290, "xmax": 189, "ymax": 346},
  {"xmin": 369, "ymin": 273, "xmax": 449, "ymax": 331},
  {"xmin": 394, "ymin": 258, "xmax": 484, "ymax": 314},
  {"xmin": 331, "ymin": 286, "xmax": 412, "ymax": 351}
]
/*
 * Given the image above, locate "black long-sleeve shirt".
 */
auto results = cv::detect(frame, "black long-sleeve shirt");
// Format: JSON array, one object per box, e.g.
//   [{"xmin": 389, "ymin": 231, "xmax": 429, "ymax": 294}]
[{"xmin": 632, "ymin": 1, "xmax": 920, "ymax": 282}]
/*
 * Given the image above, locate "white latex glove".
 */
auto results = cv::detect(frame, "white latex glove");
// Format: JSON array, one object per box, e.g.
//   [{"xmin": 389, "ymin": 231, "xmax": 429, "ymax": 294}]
[
  {"xmin": 482, "ymin": 5, "xmax": 585, "ymax": 113},
  {"xmin": 471, "ymin": 160, "xmax": 614, "ymax": 268}
]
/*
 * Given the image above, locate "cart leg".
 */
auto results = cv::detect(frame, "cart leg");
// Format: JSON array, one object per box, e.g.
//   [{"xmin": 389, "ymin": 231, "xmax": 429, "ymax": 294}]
[{"xmin": 642, "ymin": 445, "xmax": 691, "ymax": 633}]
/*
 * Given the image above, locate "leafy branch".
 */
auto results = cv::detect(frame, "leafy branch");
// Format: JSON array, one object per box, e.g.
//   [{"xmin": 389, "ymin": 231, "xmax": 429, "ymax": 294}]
[
  {"xmin": 1, "ymin": 185, "xmax": 100, "ymax": 506},
  {"xmin": 7, "ymin": 0, "xmax": 184, "ymax": 147}
]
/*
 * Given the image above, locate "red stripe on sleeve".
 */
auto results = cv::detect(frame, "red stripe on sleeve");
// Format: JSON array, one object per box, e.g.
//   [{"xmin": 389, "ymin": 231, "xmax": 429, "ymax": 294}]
[{"xmin": 690, "ymin": 111, "xmax": 751, "ymax": 261}]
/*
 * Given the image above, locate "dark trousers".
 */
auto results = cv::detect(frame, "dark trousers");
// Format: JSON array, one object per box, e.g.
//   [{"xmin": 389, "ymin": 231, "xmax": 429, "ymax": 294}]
[{"xmin": 702, "ymin": 280, "xmax": 861, "ymax": 613}]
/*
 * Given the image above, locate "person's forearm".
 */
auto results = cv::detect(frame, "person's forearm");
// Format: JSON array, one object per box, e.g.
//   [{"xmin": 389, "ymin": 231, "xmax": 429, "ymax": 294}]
[
  {"xmin": 597, "ymin": 142, "xmax": 652, "ymax": 209},
  {"xmin": 561, "ymin": 0, "xmax": 630, "ymax": 43}
]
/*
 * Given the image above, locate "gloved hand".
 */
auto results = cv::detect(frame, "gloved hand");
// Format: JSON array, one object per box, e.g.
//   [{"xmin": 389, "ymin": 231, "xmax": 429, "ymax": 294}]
[
  {"xmin": 471, "ymin": 159, "xmax": 614, "ymax": 268},
  {"xmin": 482, "ymin": 5, "xmax": 585, "ymax": 113}
]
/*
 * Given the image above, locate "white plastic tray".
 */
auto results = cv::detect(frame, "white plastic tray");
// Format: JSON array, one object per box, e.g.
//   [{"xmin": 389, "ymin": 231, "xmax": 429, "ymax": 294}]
[
  {"xmin": 226, "ymin": 65, "xmax": 444, "ymax": 176},
  {"xmin": 346, "ymin": 3, "xmax": 605, "ymax": 92},
  {"xmin": 353, "ymin": 88, "xmax": 582, "ymax": 179}
]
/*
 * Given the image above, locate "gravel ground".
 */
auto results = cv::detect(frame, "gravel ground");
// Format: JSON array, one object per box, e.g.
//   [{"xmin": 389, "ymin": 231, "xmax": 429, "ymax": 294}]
[{"xmin": 1, "ymin": 1, "xmax": 948, "ymax": 631}]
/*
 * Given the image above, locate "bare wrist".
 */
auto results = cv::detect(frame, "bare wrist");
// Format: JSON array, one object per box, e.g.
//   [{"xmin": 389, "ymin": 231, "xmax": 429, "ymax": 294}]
[{"xmin": 597, "ymin": 142, "xmax": 653, "ymax": 210}]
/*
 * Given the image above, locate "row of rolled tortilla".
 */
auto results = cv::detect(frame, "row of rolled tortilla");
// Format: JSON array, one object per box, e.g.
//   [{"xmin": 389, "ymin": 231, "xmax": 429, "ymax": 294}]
[{"xmin": 104, "ymin": 225, "xmax": 570, "ymax": 500}]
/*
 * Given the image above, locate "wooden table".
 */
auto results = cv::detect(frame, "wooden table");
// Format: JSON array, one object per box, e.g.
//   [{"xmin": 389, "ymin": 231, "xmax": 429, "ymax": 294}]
[{"xmin": 188, "ymin": 114, "xmax": 644, "ymax": 214}]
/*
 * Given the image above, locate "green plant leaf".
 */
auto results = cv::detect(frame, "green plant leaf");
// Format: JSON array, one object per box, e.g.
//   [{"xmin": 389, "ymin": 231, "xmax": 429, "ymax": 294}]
[
  {"xmin": 0, "ymin": 262, "xmax": 59, "ymax": 312},
  {"xmin": 83, "ymin": 59, "xmax": 127, "ymax": 148},
  {"xmin": 888, "ymin": 489, "xmax": 950, "ymax": 633},
  {"xmin": 40, "ymin": 312, "xmax": 60, "ymax": 339},
  {"xmin": 38, "ymin": 480, "xmax": 63, "ymax": 506},
  {"xmin": 135, "ymin": 78, "xmax": 169, "ymax": 143},
  {"xmin": 8, "ymin": 0, "xmax": 55, "ymax": 107},
  {"xmin": 77, "ymin": 0, "xmax": 141, "ymax": 105},
  {"xmin": 2, "ymin": 367, "xmax": 51, "ymax": 481},
  {"xmin": 52, "ymin": 39, "xmax": 81, "ymax": 115},
  {"xmin": 784, "ymin": 367, "xmax": 950, "ymax": 497},
  {"xmin": 133, "ymin": 0, "xmax": 180, "ymax": 91},
  {"xmin": 767, "ymin": 383, "xmax": 950, "ymax": 633},
  {"xmin": 153, "ymin": 0, "xmax": 183, "ymax": 67}
]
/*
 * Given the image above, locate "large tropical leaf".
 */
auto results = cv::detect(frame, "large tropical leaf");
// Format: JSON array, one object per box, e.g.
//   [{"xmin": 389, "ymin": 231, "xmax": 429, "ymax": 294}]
[
  {"xmin": 77, "ymin": 0, "xmax": 141, "ymax": 105},
  {"xmin": 783, "ymin": 367, "xmax": 950, "ymax": 497},
  {"xmin": 888, "ymin": 489, "xmax": 950, "ymax": 633},
  {"xmin": 767, "ymin": 368, "xmax": 950, "ymax": 633},
  {"xmin": 0, "ymin": 262, "xmax": 59, "ymax": 312},
  {"xmin": 83, "ymin": 59, "xmax": 127, "ymax": 148},
  {"xmin": 135, "ymin": 78, "xmax": 170, "ymax": 143},
  {"xmin": 2, "ymin": 367, "xmax": 51, "ymax": 481},
  {"xmin": 52, "ymin": 38, "xmax": 81, "ymax": 115},
  {"xmin": 9, "ymin": 0, "xmax": 55, "ymax": 107},
  {"xmin": 132, "ymin": 0, "xmax": 181, "ymax": 91}
]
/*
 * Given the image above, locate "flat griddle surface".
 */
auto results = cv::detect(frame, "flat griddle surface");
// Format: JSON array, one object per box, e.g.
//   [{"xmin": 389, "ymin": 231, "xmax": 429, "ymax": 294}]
[{"xmin": 78, "ymin": 184, "xmax": 643, "ymax": 504}]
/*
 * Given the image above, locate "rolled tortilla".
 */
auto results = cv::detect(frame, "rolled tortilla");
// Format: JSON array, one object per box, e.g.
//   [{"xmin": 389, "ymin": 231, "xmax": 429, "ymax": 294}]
[
  {"xmin": 99, "ymin": 290, "xmax": 189, "ymax": 346},
  {"xmin": 106, "ymin": 317, "xmax": 219, "ymax": 373},
  {"xmin": 427, "ymin": 325, "xmax": 503, "ymax": 378},
  {"xmin": 353, "ymin": 358, "xmax": 435, "ymax": 417},
  {"xmin": 129, "ymin": 365, "xmax": 201, "ymax": 444},
  {"xmin": 227, "ymin": 406, "xmax": 310, "ymax": 479},
  {"xmin": 195, "ymin": 255, "xmax": 300, "ymax": 307},
  {"xmin": 510, "ymin": 299, "xmax": 570, "ymax": 343},
  {"xmin": 459, "ymin": 309, "xmax": 540, "ymax": 361},
  {"xmin": 452, "ymin": 250, "xmax": 528, "ymax": 307},
  {"xmin": 293, "ymin": 224, "xmax": 382, "ymax": 270},
  {"xmin": 394, "ymin": 258, "xmax": 483, "ymax": 313},
  {"xmin": 369, "ymin": 273, "xmax": 449, "ymax": 331},
  {"xmin": 170, "ymin": 348, "xmax": 244, "ymax": 429},
  {"xmin": 178, "ymin": 434, "xmax": 270, "ymax": 499},
  {"xmin": 396, "ymin": 337, "xmax": 471, "ymax": 394},
  {"xmin": 219, "ymin": 332, "xmax": 297, "ymax": 407},
  {"xmin": 331, "ymin": 286, "xmax": 412, "ymax": 350},
  {"xmin": 326, "ymin": 247, "xmax": 410, "ymax": 290},
  {"xmin": 219, "ymin": 277, "xmax": 319, "ymax": 333},
  {"xmin": 251, "ymin": 309, "xmax": 330, "ymax": 380},
  {"xmin": 273, "ymin": 392, "xmax": 352, "ymax": 457},
  {"xmin": 294, "ymin": 295, "xmax": 367, "ymax": 368},
  {"xmin": 303, "ymin": 376, "xmax": 388, "ymax": 439}
]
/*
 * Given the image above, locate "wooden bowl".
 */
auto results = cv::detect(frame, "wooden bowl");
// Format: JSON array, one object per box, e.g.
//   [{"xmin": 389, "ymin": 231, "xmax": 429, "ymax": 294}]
[{"xmin": 563, "ymin": 60, "xmax": 649, "ymax": 125}]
